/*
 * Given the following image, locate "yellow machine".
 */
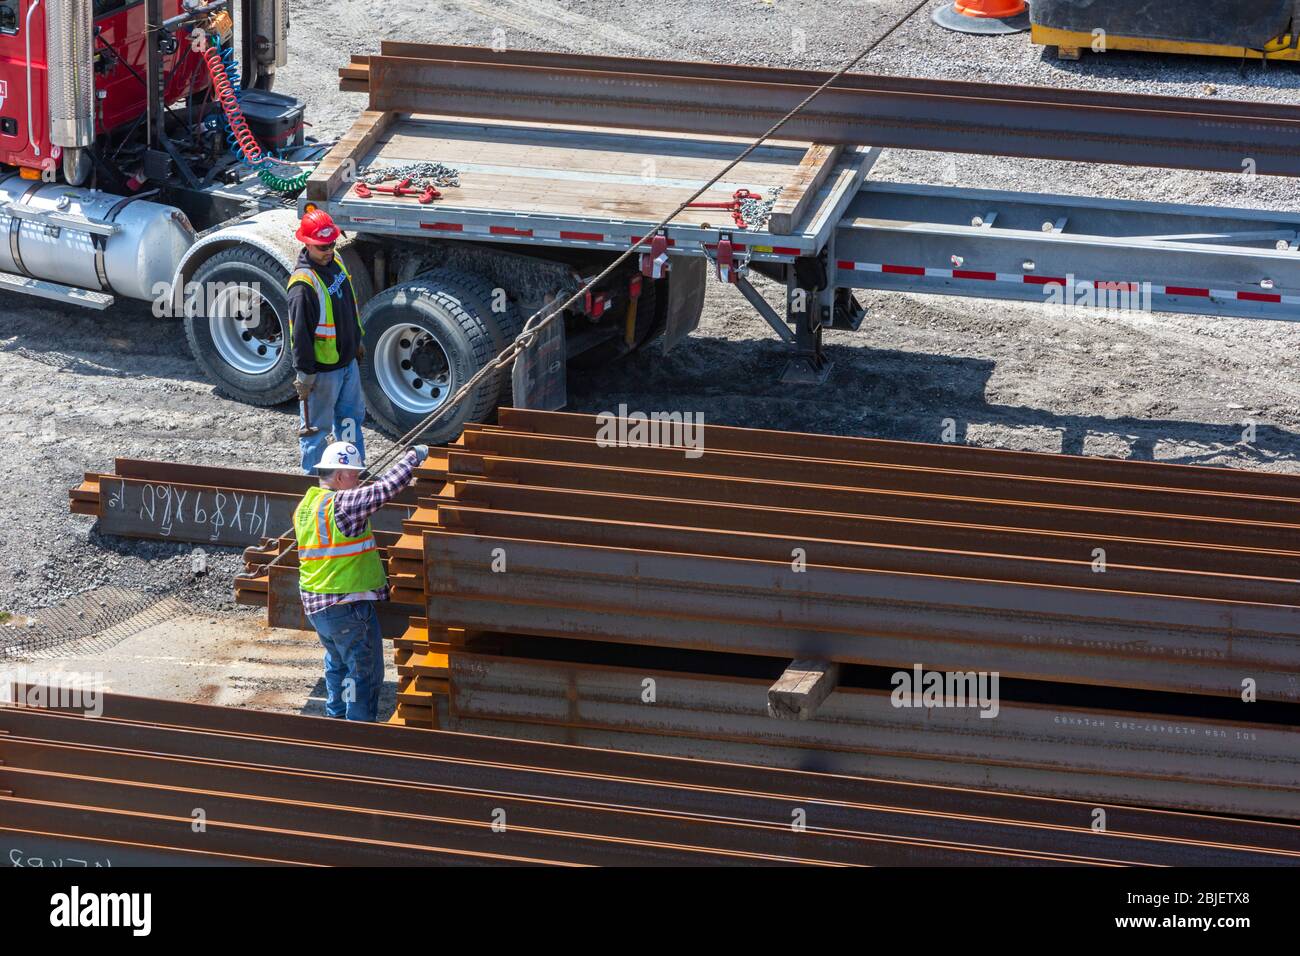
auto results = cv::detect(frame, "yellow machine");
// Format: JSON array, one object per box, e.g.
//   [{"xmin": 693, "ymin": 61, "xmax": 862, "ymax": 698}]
[{"xmin": 1030, "ymin": 1, "xmax": 1300, "ymax": 62}]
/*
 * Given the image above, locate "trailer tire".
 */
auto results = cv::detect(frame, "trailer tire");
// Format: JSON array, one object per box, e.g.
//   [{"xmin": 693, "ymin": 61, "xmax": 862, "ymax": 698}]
[
  {"xmin": 184, "ymin": 246, "xmax": 295, "ymax": 406},
  {"xmin": 411, "ymin": 267, "xmax": 522, "ymax": 409},
  {"xmin": 359, "ymin": 273, "xmax": 499, "ymax": 443}
]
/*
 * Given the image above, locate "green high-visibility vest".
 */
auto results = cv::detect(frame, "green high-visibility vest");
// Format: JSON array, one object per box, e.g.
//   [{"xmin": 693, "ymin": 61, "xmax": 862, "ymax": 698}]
[
  {"xmin": 294, "ymin": 486, "xmax": 387, "ymax": 595},
  {"xmin": 287, "ymin": 253, "xmax": 360, "ymax": 366}
]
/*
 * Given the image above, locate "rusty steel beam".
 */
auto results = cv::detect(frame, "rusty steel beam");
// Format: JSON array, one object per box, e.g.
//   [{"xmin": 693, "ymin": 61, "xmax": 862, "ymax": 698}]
[
  {"xmin": 447, "ymin": 650, "xmax": 1300, "ymax": 824},
  {"xmin": 431, "ymin": 502, "xmax": 1296, "ymax": 604},
  {"xmin": 446, "ymin": 454, "xmax": 1299, "ymax": 551},
  {"xmin": 437, "ymin": 489, "xmax": 1300, "ymax": 585},
  {"xmin": 4, "ymin": 693, "xmax": 1296, "ymax": 865},
  {"xmin": 362, "ymin": 47, "xmax": 1300, "ymax": 177},
  {"xmin": 72, "ymin": 463, "xmax": 428, "ymax": 547},
  {"xmin": 460, "ymin": 431, "xmax": 1300, "ymax": 524},
  {"xmin": 0, "ymin": 798, "xmax": 553, "ymax": 866},
  {"xmin": 423, "ymin": 531, "xmax": 1300, "ymax": 701},
  {"xmin": 495, "ymin": 408, "xmax": 1300, "ymax": 499}
]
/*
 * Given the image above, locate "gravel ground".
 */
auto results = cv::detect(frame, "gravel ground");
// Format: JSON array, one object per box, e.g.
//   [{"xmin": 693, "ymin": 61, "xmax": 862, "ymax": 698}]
[{"xmin": 4, "ymin": 0, "xmax": 1300, "ymax": 631}]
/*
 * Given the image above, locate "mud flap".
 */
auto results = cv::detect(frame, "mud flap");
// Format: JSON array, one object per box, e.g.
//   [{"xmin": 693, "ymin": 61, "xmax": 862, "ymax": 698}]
[
  {"xmin": 662, "ymin": 256, "xmax": 707, "ymax": 353},
  {"xmin": 511, "ymin": 311, "xmax": 567, "ymax": 410}
]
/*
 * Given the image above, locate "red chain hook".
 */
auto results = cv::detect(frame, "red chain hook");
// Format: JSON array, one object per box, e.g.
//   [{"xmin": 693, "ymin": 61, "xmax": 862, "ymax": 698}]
[
  {"xmin": 354, "ymin": 178, "xmax": 441, "ymax": 204},
  {"xmin": 687, "ymin": 189, "xmax": 760, "ymax": 228}
]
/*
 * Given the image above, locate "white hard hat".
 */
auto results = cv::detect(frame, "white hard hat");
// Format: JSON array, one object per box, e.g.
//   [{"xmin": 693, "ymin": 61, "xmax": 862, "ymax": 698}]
[{"xmin": 315, "ymin": 441, "xmax": 365, "ymax": 471}]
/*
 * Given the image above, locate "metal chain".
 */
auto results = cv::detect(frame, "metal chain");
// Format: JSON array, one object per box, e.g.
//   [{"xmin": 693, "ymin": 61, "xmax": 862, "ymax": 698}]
[
  {"xmin": 737, "ymin": 187, "xmax": 783, "ymax": 230},
  {"xmin": 358, "ymin": 160, "xmax": 462, "ymax": 189},
  {"xmin": 251, "ymin": 1, "xmax": 928, "ymax": 577}
]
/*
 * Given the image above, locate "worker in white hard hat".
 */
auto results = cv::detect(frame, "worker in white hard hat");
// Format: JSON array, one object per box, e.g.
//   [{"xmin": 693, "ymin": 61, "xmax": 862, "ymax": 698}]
[{"xmin": 294, "ymin": 440, "xmax": 429, "ymax": 721}]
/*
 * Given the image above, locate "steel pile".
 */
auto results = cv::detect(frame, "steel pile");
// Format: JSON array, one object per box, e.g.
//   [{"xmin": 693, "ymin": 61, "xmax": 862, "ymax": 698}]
[
  {"xmin": 69, "ymin": 411, "xmax": 1300, "ymax": 820},
  {"xmin": 339, "ymin": 42, "xmax": 1300, "ymax": 177},
  {"xmin": 2, "ymin": 689, "xmax": 1297, "ymax": 866}
]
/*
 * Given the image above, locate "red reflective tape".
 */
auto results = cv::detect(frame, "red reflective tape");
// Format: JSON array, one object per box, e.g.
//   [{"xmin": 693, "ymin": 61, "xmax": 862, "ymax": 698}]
[
  {"xmin": 1165, "ymin": 286, "xmax": 1211, "ymax": 297},
  {"xmin": 1238, "ymin": 291, "xmax": 1283, "ymax": 303},
  {"xmin": 1095, "ymin": 281, "xmax": 1139, "ymax": 292},
  {"xmin": 561, "ymin": 231, "xmax": 604, "ymax": 241},
  {"xmin": 1022, "ymin": 275, "xmax": 1067, "ymax": 286},
  {"xmin": 836, "ymin": 259, "xmax": 856, "ymax": 270},
  {"xmin": 419, "ymin": 222, "xmax": 463, "ymax": 232},
  {"xmin": 771, "ymin": 246, "xmax": 801, "ymax": 256},
  {"xmin": 631, "ymin": 236, "xmax": 676, "ymax": 246},
  {"xmin": 490, "ymin": 226, "xmax": 533, "ymax": 237},
  {"xmin": 882, "ymin": 264, "xmax": 925, "ymax": 276},
  {"xmin": 953, "ymin": 270, "xmax": 997, "ymax": 281}
]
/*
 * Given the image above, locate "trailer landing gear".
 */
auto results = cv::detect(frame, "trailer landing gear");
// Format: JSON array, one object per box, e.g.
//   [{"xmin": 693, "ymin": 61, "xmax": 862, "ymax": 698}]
[
  {"xmin": 781, "ymin": 256, "xmax": 833, "ymax": 385},
  {"xmin": 781, "ymin": 307, "xmax": 832, "ymax": 385}
]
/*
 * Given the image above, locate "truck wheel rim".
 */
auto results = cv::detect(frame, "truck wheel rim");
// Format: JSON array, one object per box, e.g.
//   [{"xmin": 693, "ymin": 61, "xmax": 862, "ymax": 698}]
[
  {"xmin": 208, "ymin": 285, "xmax": 283, "ymax": 375},
  {"xmin": 375, "ymin": 324, "xmax": 453, "ymax": 414}
]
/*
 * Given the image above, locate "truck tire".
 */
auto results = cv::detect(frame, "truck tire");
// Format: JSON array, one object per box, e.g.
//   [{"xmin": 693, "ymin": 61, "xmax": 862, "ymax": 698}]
[
  {"xmin": 184, "ymin": 246, "xmax": 295, "ymax": 406},
  {"xmin": 409, "ymin": 267, "xmax": 522, "ymax": 409},
  {"xmin": 359, "ymin": 273, "xmax": 499, "ymax": 443},
  {"xmin": 338, "ymin": 243, "xmax": 375, "ymax": 311}
]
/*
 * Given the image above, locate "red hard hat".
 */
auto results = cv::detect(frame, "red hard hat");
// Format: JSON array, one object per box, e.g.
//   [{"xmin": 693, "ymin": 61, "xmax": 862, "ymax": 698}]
[{"xmin": 296, "ymin": 208, "xmax": 342, "ymax": 246}]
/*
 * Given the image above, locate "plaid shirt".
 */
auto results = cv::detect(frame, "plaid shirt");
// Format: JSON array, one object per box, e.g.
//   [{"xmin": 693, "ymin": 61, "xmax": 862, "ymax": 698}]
[{"xmin": 299, "ymin": 451, "xmax": 420, "ymax": 616}]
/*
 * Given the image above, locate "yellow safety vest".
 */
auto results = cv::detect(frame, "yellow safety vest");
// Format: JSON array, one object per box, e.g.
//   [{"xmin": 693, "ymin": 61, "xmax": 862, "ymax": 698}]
[
  {"xmin": 294, "ymin": 486, "xmax": 387, "ymax": 595},
  {"xmin": 287, "ymin": 253, "xmax": 360, "ymax": 366}
]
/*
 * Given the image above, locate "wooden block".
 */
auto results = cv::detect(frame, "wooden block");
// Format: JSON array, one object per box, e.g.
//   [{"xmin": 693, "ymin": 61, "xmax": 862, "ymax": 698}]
[
  {"xmin": 1056, "ymin": 45, "xmax": 1083, "ymax": 61},
  {"xmin": 767, "ymin": 144, "xmax": 842, "ymax": 236},
  {"xmin": 305, "ymin": 110, "xmax": 398, "ymax": 203},
  {"xmin": 767, "ymin": 659, "xmax": 840, "ymax": 721}
]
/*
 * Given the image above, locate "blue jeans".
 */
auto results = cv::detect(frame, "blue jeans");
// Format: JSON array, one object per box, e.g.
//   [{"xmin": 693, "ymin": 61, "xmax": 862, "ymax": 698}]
[
  {"xmin": 306, "ymin": 601, "xmax": 384, "ymax": 721},
  {"xmin": 299, "ymin": 360, "xmax": 366, "ymax": 473}
]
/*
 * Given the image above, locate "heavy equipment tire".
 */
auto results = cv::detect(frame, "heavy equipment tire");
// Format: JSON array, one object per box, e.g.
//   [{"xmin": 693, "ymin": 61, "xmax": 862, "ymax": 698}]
[
  {"xmin": 184, "ymin": 246, "xmax": 295, "ymax": 406},
  {"xmin": 359, "ymin": 273, "xmax": 499, "ymax": 443}
]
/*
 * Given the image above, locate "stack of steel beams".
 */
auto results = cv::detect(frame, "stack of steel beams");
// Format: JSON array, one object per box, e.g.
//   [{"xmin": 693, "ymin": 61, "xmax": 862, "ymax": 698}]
[
  {"xmin": 68, "ymin": 412, "xmax": 1300, "ymax": 818},
  {"xmin": 2, "ymin": 689, "xmax": 1296, "ymax": 865},
  {"xmin": 399, "ymin": 409, "xmax": 1300, "ymax": 818},
  {"xmin": 337, "ymin": 43, "xmax": 1300, "ymax": 177}
]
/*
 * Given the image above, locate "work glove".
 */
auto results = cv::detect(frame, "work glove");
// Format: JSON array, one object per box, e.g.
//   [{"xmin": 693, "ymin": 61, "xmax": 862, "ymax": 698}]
[
  {"xmin": 411, "ymin": 444, "xmax": 430, "ymax": 464},
  {"xmin": 293, "ymin": 372, "xmax": 315, "ymax": 401}
]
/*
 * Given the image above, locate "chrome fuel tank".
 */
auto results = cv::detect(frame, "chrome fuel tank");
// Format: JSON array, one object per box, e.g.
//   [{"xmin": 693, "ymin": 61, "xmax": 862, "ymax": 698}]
[{"xmin": 0, "ymin": 175, "xmax": 196, "ymax": 301}]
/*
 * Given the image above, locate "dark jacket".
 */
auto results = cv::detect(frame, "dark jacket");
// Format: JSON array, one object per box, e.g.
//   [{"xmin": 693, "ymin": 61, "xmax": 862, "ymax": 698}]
[{"xmin": 288, "ymin": 248, "xmax": 361, "ymax": 375}]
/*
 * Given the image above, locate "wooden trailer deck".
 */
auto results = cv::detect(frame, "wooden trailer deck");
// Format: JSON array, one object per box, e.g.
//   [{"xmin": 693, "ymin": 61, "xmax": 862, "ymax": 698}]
[{"xmin": 307, "ymin": 111, "xmax": 878, "ymax": 258}]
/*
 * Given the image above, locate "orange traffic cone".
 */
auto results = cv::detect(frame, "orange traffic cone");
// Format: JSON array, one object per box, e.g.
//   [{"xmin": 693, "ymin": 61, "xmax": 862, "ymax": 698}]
[{"xmin": 932, "ymin": 0, "xmax": 1030, "ymax": 35}]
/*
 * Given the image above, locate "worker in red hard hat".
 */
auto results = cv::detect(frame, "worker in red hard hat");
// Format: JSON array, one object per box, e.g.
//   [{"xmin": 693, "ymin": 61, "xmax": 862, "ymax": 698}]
[{"xmin": 288, "ymin": 209, "xmax": 368, "ymax": 474}]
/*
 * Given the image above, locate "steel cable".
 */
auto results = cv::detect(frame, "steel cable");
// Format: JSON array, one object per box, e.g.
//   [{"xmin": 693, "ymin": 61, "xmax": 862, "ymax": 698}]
[{"xmin": 251, "ymin": 1, "xmax": 928, "ymax": 576}]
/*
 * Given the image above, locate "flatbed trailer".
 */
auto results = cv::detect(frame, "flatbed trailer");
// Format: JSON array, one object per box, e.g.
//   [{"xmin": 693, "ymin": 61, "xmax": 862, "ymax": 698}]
[
  {"xmin": 162, "ymin": 43, "xmax": 1300, "ymax": 443},
  {"xmin": 249, "ymin": 104, "xmax": 1300, "ymax": 438}
]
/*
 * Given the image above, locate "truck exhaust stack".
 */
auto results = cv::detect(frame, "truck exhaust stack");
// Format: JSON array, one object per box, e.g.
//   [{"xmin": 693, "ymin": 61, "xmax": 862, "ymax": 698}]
[{"xmin": 45, "ymin": 0, "xmax": 95, "ymax": 184}]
